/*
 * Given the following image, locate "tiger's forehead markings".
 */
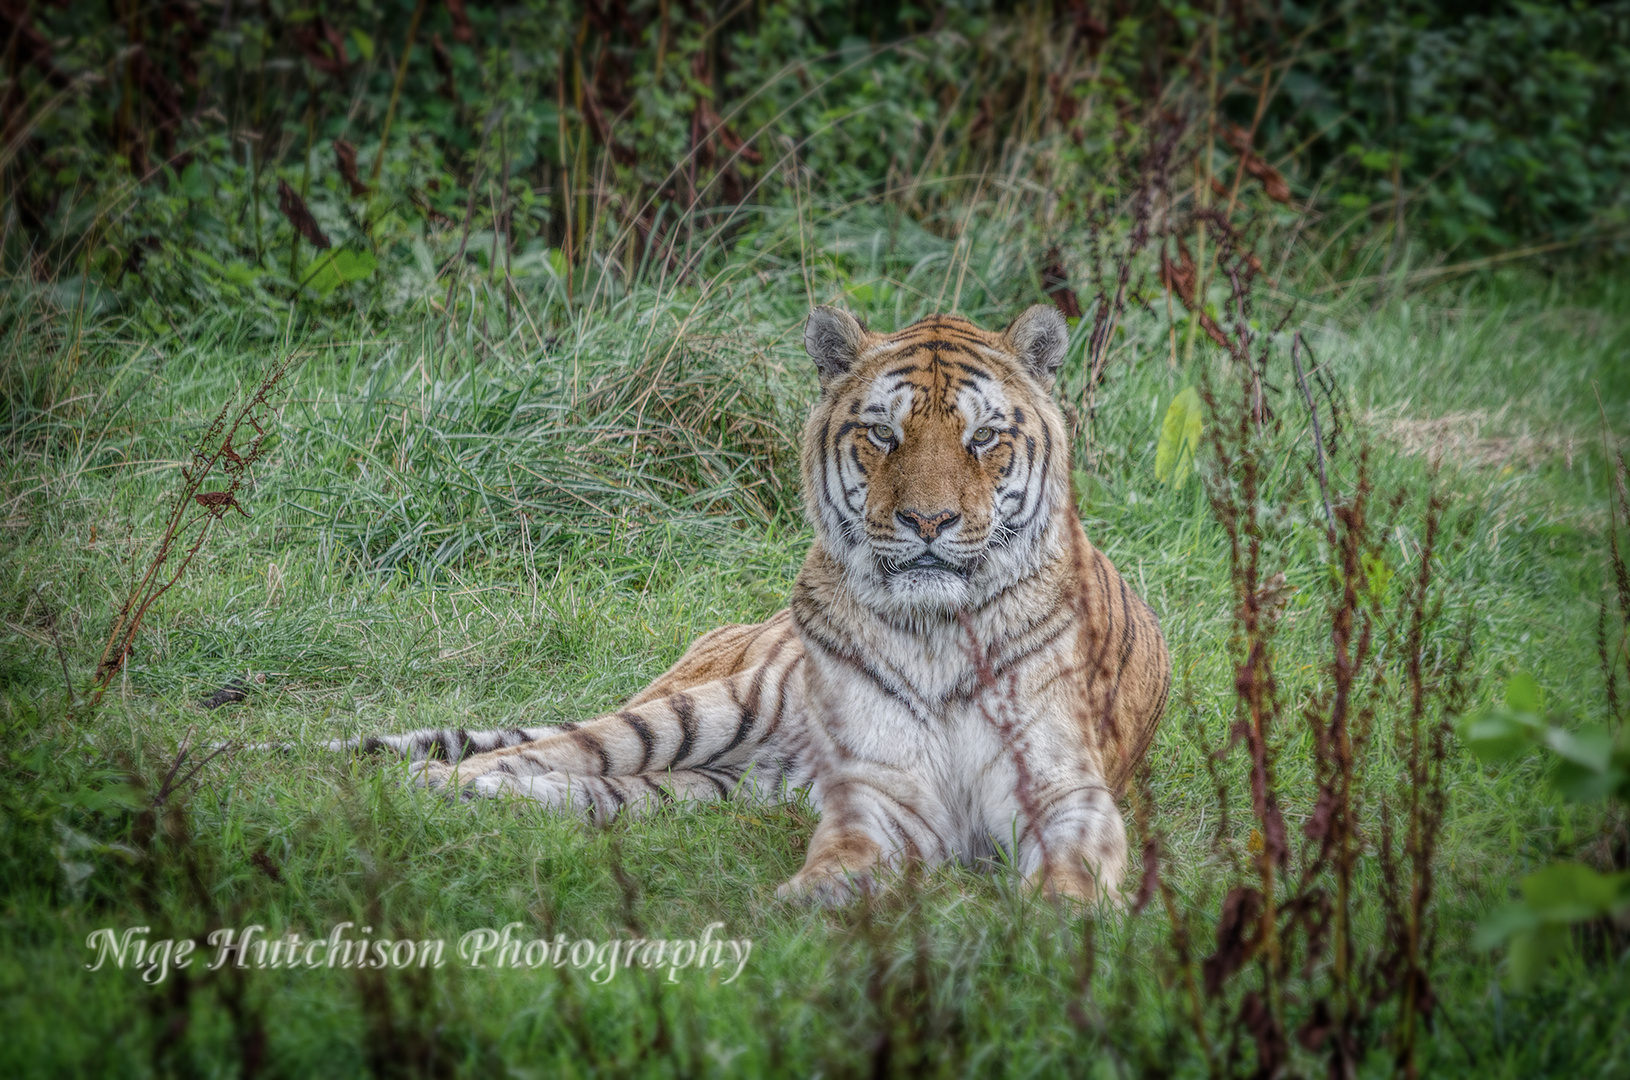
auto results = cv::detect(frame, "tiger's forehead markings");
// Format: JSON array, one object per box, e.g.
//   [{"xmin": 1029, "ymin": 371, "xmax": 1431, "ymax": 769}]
[
  {"xmin": 843, "ymin": 316, "xmax": 1024, "ymax": 424},
  {"xmin": 866, "ymin": 349, "xmax": 1010, "ymax": 420},
  {"xmin": 956, "ymin": 380, "xmax": 1010, "ymax": 425}
]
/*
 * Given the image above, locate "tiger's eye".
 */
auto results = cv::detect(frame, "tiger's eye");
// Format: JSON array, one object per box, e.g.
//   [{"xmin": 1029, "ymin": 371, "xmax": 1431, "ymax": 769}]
[
  {"xmin": 971, "ymin": 426, "xmax": 995, "ymax": 444},
  {"xmin": 870, "ymin": 424, "xmax": 895, "ymax": 445}
]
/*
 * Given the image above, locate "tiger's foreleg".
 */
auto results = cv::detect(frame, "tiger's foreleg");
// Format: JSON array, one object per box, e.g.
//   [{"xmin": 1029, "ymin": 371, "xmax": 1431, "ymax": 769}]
[
  {"xmin": 1010, "ymin": 777, "xmax": 1128, "ymax": 907},
  {"xmin": 974, "ymin": 714, "xmax": 1129, "ymax": 907},
  {"xmin": 775, "ymin": 769, "xmax": 953, "ymax": 905}
]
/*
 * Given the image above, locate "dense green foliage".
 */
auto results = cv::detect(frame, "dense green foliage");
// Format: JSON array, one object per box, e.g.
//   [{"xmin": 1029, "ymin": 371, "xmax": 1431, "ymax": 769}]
[
  {"xmin": 4, "ymin": 0, "xmax": 1628, "ymax": 335},
  {"xmin": 1275, "ymin": 0, "xmax": 1630, "ymax": 250}
]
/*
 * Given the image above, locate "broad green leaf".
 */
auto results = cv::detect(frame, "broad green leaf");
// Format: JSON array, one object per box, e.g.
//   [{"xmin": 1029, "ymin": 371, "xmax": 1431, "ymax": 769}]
[
  {"xmin": 1504, "ymin": 671, "xmax": 1542, "ymax": 716},
  {"xmin": 847, "ymin": 280, "xmax": 892, "ymax": 305},
  {"xmin": 1461, "ymin": 708, "xmax": 1543, "ymax": 763},
  {"xmin": 1541, "ymin": 725, "xmax": 1614, "ymax": 772},
  {"xmin": 222, "ymin": 260, "xmax": 260, "ymax": 287},
  {"xmin": 1361, "ymin": 551, "xmax": 1392, "ymax": 603},
  {"xmin": 333, "ymin": 249, "xmax": 377, "ymax": 283},
  {"xmin": 1551, "ymin": 756, "xmax": 1624, "ymax": 803},
  {"xmin": 1544, "ymin": 724, "xmax": 1627, "ymax": 803},
  {"xmin": 1506, "ymin": 923, "xmax": 1569, "ymax": 991},
  {"xmin": 307, "ymin": 261, "xmax": 342, "ymax": 297},
  {"xmin": 548, "ymin": 248, "xmax": 569, "ymax": 280},
  {"xmin": 307, "ymin": 249, "xmax": 377, "ymax": 297},
  {"xmin": 179, "ymin": 161, "xmax": 210, "ymax": 200},
  {"xmin": 1460, "ymin": 191, "xmax": 1496, "ymax": 219},
  {"xmin": 192, "ymin": 248, "xmax": 225, "ymax": 275},
  {"xmin": 1360, "ymin": 148, "xmax": 1396, "ymax": 171},
  {"xmin": 349, "ymin": 28, "xmax": 375, "ymax": 62},
  {"xmin": 1154, "ymin": 386, "xmax": 1203, "ymax": 490},
  {"xmin": 1472, "ymin": 902, "xmax": 1540, "ymax": 949},
  {"xmin": 1520, "ymin": 862, "xmax": 1630, "ymax": 920}
]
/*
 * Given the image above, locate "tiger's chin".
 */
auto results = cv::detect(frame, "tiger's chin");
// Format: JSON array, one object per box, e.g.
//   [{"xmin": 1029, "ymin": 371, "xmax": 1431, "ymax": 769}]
[
  {"xmin": 848, "ymin": 550, "xmax": 979, "ymax": 613},
  {"xmin": 883, "ymin": 566, "xmax": 973, "ymax": 612}
]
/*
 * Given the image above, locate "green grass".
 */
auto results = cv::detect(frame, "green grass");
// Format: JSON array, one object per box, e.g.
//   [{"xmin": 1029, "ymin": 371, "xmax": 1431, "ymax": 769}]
[{"xmin": 2, "ymin": 257, "xmax": 1628, "ymax": 1077}]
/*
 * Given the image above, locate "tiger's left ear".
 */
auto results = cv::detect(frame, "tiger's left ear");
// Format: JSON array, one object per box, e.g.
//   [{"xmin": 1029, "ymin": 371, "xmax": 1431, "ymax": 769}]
[
  {"xmin": 1004, "ymin": 304, "xmax": 1069, "ymax": 384},
  {"xmin": 805, "ymin": 305, "xmax": 868, "ymax": 391}
]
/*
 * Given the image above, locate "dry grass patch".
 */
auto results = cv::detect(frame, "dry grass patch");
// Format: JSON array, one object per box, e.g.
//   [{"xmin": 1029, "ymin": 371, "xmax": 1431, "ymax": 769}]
[{"xmin": 1368, "ymin": 406, "xmax": 1580, "ymax": 471}]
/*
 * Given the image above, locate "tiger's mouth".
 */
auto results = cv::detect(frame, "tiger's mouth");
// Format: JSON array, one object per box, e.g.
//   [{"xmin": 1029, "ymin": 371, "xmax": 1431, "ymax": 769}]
[{"xmin": 892, "ymin": 552, "xmax": 971, "ymax": 577}]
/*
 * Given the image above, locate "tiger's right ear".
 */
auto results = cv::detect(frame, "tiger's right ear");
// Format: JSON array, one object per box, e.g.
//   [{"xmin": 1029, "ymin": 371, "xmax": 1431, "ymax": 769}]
[{"xmin": 804, "ymin": 306, "xmax": 867, "ymax": 390}]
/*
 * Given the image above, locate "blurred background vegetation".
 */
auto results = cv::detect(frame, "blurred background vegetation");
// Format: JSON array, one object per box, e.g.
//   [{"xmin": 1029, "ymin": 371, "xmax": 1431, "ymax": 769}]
[{"xmin": 3, "ymin": 0, "xmax": 1626, "ymax": 334}]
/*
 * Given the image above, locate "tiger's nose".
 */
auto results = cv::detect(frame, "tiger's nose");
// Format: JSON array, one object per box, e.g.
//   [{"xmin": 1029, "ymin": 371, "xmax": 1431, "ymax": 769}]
[{"xmin": 896, "ymin": 508, "xmax": 960, "ymax": 541}]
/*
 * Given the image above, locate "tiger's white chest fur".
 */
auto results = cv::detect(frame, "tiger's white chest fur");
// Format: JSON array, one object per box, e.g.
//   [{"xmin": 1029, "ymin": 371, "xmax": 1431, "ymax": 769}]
[
  {"xmin": 789, "ymin": 535, "xmax": 1103, "ymax": 871},
  {"xmin": 800, "ymin": 670, "xmax": 1083, "ymax": 865}
]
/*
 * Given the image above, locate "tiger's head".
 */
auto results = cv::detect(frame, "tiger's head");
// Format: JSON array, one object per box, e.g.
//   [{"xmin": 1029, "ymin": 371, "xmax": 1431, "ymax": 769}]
[{"xmin": 800, "ymin": 305, "xmax": 1072, "ymax": 615}]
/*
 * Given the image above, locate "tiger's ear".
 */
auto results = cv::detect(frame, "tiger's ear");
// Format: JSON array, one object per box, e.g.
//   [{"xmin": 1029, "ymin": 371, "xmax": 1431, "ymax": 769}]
[
  {"xmin": 1004, "ymin": 304, "xmax": 1069, "ymax": 384},
  {"xmin": 804, "ymin": 305, "xmax": 867, "ymax": 390}
]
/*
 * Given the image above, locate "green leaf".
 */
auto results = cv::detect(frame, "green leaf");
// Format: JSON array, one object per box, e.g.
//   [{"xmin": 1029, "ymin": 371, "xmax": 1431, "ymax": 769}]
[
  {"xmin": 335, "ymin": 249, "xmax": 376, "ymax": 282},
  {"xmin": 1473, "ymin": 902, "xmax": 1541, "ymax": 949},
  {"xmin": 1520, "ymin": 862, "xmax": 1630, "ymax": 921},
  {"xmin": 1506, "ymin": 924, "xmax": 1570, "ymax": 992},
  {"xmin": 1361, "ymin": 551, "xmax": 1392, "ymax": 604},
  {"xmin": 192, "ymin": 248, "xmax": 225, "ymax": 275},
  {"xmin": 1476, "ymin": 862, "xmax": 1630, "ymax": 992},
  {"xmin": 1504, "ymin": 671, "xmax": 1543, "ymax": 716},
  {"xmin": 1551, "ymin": 757, "xmax": 1623, "ymax": 803},
  {"xmin": 846, "ymin": 280, "xmax": 893, "ymax": 305},
  {"xmin": 222, "ymin": 260, "xmax": 260, "ymax": 288},
  {"xmin": 1460, "ymin": 191, "xmax": 1496, "ymax": 219},
  {"xmin": 63, "ymin": 783, "xmax": 147, "ymax": 813},
  {"xmin": 1542, "ymin": 725, "xmax": 1614, "ymax": 772},
  {"xmin": 349, "ymin": 28, "xmax": 375, "ymax": 62},
  {"xmin": 1360, "ymin": 148, "xmax": 1396, "ymax": 171},
  {"xmin": 1154, "ymin": 386, "xmax": 1203, "ymax": 490},
  {"xmin": 179, "ymin": 161, "xmax": 210, "ymax": 200},
  {"xmin": 1461, "ymin": 708, "xmax": 1544, "ymax": 763},
  {"xmin": 307, "ymin": 249, "xmax": 377, "ymax": 297},
  {"xmin": 1544, "ymin": 725, "xmax": 1628, "ymax": 803}
]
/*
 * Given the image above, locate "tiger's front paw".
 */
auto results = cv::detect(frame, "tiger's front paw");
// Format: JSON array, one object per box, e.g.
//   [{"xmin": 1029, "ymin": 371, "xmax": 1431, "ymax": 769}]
[
  {"xmin": 780, "ymin": 831, "xmax": 884, "ymax": 906},
  {"xmin": 1030, "ymin": 862, "xmax": 1122, "ymax": 912},
  {"xmin": 776, "ymin": 864, "xmax": 877, "ymax": 907}
]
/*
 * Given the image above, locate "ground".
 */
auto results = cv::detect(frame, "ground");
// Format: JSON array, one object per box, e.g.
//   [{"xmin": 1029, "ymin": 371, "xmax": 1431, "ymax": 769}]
[{"xmin": 1, "ymin": 268, "xmax": 1627, "ymax": 1076}]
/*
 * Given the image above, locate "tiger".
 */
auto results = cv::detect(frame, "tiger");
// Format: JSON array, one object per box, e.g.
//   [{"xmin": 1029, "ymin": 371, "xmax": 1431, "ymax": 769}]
[{"xmin": 353, "ymin": 305, "xmax": 1170, "ymax": 906}]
